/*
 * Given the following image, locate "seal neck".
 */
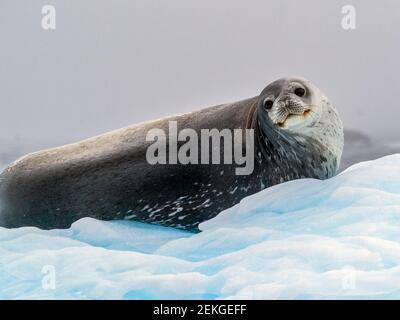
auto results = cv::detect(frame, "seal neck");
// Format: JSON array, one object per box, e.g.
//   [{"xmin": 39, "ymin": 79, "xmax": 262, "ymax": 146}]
[{"xmin": 252, "ymin": 104, "xmax": 338, "ymax": 180}]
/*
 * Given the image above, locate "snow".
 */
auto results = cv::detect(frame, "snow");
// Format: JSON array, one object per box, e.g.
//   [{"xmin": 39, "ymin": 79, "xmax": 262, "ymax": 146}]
[{"xmin": 1, "ymin": 154, "xmax": 400, "ymax": 299}]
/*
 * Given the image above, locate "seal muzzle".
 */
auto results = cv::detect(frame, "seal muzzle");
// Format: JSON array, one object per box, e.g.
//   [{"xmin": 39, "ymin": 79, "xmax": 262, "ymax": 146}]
[{"xmin": 270, "ymin": 95, "xmax": 310, "ymax": 126}]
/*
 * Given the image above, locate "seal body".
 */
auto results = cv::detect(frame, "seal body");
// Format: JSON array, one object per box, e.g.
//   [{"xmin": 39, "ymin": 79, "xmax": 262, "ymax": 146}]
[{"xmin": 0, "ymin": 77, "xmax": 344, "ymax": 232}]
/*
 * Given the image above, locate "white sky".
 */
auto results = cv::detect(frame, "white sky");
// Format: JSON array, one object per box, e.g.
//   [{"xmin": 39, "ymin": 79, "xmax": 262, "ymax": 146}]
[{"xmin": 0, "ymin": 0, "xmax": 399, "ymax": 145}]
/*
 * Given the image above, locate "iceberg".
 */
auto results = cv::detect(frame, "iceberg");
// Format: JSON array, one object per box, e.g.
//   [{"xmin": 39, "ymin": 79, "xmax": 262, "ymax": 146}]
[{"xmin": 1, "ymin": 154, "xmax": 400, "ymax": 299}]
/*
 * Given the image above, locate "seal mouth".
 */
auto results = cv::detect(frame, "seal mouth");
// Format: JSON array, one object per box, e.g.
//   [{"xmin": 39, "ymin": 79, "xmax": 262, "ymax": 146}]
[{"xmin": 277, "ymin": 108, "xmax": 312, "ymax": 129}]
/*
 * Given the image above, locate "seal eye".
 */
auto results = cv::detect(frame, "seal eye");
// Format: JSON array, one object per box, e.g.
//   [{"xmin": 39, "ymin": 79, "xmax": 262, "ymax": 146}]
[
  {"xmin": 263, "ymin": 99, "xmax": 274, "ymax": 110},
  {"xmin": 294, "ymin": 87, "xmax": 306, "ymax": 97}
]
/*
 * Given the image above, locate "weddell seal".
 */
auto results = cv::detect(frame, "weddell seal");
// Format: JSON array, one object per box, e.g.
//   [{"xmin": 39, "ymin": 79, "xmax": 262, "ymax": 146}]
[{"xmin": 0, "ymin": 76, "xmax": 343, "ymax": 232}]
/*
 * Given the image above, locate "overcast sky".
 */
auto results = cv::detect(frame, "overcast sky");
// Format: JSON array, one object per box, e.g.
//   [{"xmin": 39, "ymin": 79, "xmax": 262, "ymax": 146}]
[{"xmin": 0, "ymin": 0, "xmax": 399, "ymax": 146}]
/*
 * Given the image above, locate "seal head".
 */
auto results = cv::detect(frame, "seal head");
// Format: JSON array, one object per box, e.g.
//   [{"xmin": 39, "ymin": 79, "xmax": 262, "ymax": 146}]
[{"xmin": 255, "ymin": 76, "xmax": 343, "ymax": 179}]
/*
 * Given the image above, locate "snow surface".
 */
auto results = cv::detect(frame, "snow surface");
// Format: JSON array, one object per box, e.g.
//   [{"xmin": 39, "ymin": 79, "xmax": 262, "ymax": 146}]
[{"xmin": 1, "ymin": 154, "xmax": 400, "ymax": 299}]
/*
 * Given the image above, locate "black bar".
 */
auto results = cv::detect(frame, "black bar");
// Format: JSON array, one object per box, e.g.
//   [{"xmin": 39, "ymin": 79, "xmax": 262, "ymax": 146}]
[{"xmin": 0, "ymin": 300, "xmax": 397, "ymax": 318}]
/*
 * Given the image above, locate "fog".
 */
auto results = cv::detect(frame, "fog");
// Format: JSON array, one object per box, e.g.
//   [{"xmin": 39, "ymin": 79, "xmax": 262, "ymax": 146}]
[{"xmin": 0, "ymin": 1, "xmax": 399, "ymax": 166}]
